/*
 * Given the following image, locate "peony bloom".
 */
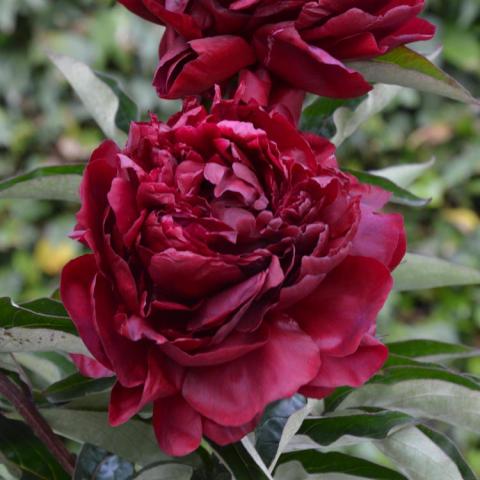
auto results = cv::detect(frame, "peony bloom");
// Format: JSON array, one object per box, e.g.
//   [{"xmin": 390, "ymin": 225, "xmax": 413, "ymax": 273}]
[
  {"xmin": 61, "ymin": 92, "xmax": 405, "ymax": 456},
  {"xmin": 118, "ymin": 0, "xmax": 435, "ymax": 100}
]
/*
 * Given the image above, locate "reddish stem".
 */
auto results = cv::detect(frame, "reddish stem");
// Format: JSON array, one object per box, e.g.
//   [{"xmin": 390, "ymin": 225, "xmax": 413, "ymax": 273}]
[{"xmin": 0, "ymin": 371, "xmax": 76, "ymax": 476}]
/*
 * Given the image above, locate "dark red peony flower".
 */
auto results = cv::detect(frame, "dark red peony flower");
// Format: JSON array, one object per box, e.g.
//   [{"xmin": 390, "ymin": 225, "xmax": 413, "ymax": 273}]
[
  {"xmin": 61, "ymin": 92, "xmax": 405, "ymax": 456},
  {"xmin": 118, "ymin": 0, "xmax": 435, "ymax": 100}
]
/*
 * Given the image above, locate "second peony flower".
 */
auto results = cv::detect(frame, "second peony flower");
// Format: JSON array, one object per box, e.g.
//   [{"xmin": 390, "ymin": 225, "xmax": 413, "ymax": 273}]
[
  {"xmin": 61, "ymin": 92, "xmax": 405, "ymax": 456},
  {"xmin": 118, "ymin": 0, "xmax": 435, "ymax": 100}
]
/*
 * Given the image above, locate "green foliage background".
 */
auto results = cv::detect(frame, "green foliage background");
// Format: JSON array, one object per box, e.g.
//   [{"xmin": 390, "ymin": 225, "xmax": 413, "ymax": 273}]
[{"xmin": 0, "ymin": 0, "xmax": 479, "ymax": 473}]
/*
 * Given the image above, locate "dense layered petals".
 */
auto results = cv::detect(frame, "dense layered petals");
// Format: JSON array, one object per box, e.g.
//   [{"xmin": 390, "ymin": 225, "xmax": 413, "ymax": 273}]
[{"xmin": 62, "ymin": 95, "xmax": 405, "ymax": 456}]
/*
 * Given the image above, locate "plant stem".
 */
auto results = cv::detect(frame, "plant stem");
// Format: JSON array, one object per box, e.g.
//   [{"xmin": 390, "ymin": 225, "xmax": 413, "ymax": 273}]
[{"xmin": 0, "ymin": 371, "xmax": 76, "ymax": 476}]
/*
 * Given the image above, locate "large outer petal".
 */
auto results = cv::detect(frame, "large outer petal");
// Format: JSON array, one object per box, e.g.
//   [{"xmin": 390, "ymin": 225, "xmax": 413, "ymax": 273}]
[
  {"xmin": 308, "ymin": 335, "xmax": 388, "ymax": 389},
  {"xmin": 182, "ymin": 317, "xmax": 320, "ymax": 427},
  {"xmin": 153, "ymin": 395, "xmax": 203, "ymax": 456},
  {"xmin": 61, "ymin": 255, "xmax": 112, "ymax": 370},
  {"xmin": 288, "ymin": 256, "xmax": 392, "ymax": 357},
  {"xmin": 76, "ymin": 140, "xmax": 119, "ymax": 253},
  {"xmin": 351, "ymin": 208, "xmax": 406, "ymax": 270}
]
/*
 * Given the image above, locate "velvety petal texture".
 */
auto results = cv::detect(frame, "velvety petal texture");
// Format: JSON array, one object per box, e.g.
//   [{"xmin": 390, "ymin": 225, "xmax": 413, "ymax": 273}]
[
  {"xmin": 118, "ymin": 0, "xmax": 435, "ymax": 103},
  {"xmin": 61, "ymin": 93, "xmax": 405, "ymax": 456}
]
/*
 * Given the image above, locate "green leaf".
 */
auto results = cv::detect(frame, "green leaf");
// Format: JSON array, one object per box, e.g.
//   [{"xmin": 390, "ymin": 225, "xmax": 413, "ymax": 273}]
[
  {"xmin": 387, "ymin": 340, "xmax": 480, "ymax": 362},
  {"xmin": 345, "ymin": 170, "xmax": 429, "ymax": 207},
  {"xmin": 0, "ymin": 297, "xmax": 87, "ymax": 355},
  {"xmin": 255, "ymin": 395, "xmax": 309, "ymax": 468},
  {"xmin": 44, "ymin": 373, "xmax": 115, "ymax": 404},
  {"xmin": 13, "ymin": 352, "xmax": 76, "ymax": 388},
  {"xmin": 0, "ymin": 415, "xmax": 69, "ymax": 480},
  {"xmin": 347, "ymin": 46, "xmax": 479, "ymax": 105},
  {"xmin": 370, "ymin": 365, "xmax": 480, "ymax": 390},
  {"xmin": 298, "ymin": 409, "xmax": 417, "ymax": 448},
  {"xmin": 332, "ymin": 84, "xmax": 402, "ymax": 146},
  {"xmin": 0, "ymin": 165, "xmax": 83, "ymax": 202},
  {"xmin": 370, "ymin": 158, "xmax": 436, "ymax": 189},
  {"xmin": 393, "ymin": 254, "xmax": 480, "ymax": 291},
  {"xmin": 39, "ymin": 409, "xmax": 172, "ymax": 467},
  {"xmin": 74, "ymin": 444, "xmax": 134, "ymax": 480},
  {"xmin": 375, "ymin": 426, "xmax": 475, "ymax": 480},
  {"xmin": 134, "ymin": 464, "xmax": 193, "ymax": 480},
  {"xmin": 416, "ymin": 426, "xmax": 477, "ymax": 480},
  {"xmin": 301, "ymin": 97, "xmax": 351, "ymax": 137},
  {"xmin": 337, "ymin": 375, "xmax": 480, "ymax": 434},
  {"xmin": 0, "ymin": 327, "xmax": 88, "ymax": 355},
  {"xmin": 49, "ymin": 53, "xmax": 131, "ymax": 143},
  {"xmin": 275, "ymin": 451, "xmax": 406, "ymax": 479},
  {"xmin": 96, "ymin": 73, "xmax": 139, "ymax": 134},
  {"xmin": 20, "ymin": 298, "xmax": 70, "ymax": 318},
  {"xmin": 135, "ymin": 454, "xmax": 230, "ymax": 480},
  {"xmin": 0, "ymin": 297, "xmax": 76, "ymax": 334},
  {"xmin": 190, "ymin": 456, "xmax": 232, "ymax": 480},
  {"xmin": 210, "ymin": 440, "xmax": 272, "ymax": 480}
]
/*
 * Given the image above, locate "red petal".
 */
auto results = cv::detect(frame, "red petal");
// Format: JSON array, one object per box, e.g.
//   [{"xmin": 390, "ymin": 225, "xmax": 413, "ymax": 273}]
[
  {"xmin": 76, "ymin": 140, "xmax": 119, "ymax": 252},
  {"xmin": 70, "ymin": 354, "xmax": 113, "ymax": 378},
  {"xmin": 143, "ymin": 0, "xmax": 202, "ymax": 39},
  {"xmin": 155, "ymin": 34, "xmax": 256, "ymax": 98},
  {"xmin": 153, "ymin": 396, "xmax": 203, "ymax": 456},
  {"xmin": 109, "ymin": 350, "xmax": 179, "ymax": 426},
  {"xmin": 92, "ymin": 273, "xmax": 148, "ymax": 387},
  {"xmin": 109, "ymin": 382, "xmax": 143, "ymax": 426},
  {"xmin": 309, "ymin": 335, "xmax": 388, "ymax": 388},
  {"xmin": 288, "ymin": 256, "xmax": 392, "ymax": 357},
  {"xmin": 254, "ymin": 24, "xmax": 372, "ymax": 99},
  {"xmin": 351, "ymin": 208, "xmax": 406, "ymax": 270},
  {"xmin": 117, "ymin": 0, "xmax": 161, "ymax": 24},
  {"xmin": 162, "ymin": 327, "xmax": 268, "ymax": 367},
  {"xmin": 182, "ymin": 317, "xmax": 320, "ymax": 426},
  {"xmin": 61, "ymin": 255, "xmax": 112, "ymax": 369},
  {"xmin": 149, "ymin": 249, "xmax": 244, "ymax": 302},
  {"xmin": 203, "ymin": 416, "xmax": 259, "ymax": 446}
]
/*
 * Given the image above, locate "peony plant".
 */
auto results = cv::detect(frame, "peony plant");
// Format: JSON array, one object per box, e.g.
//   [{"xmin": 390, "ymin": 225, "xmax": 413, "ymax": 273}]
[{"xmin": 1, "ymin": 1, "xmax": 480, "ymax": 479}]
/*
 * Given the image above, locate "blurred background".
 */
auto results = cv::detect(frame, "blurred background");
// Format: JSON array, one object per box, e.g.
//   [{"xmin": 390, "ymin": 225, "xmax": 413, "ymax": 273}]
[{"xmin": 0, "ymin": 0, "xmax": 479, "ymax": 471}]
